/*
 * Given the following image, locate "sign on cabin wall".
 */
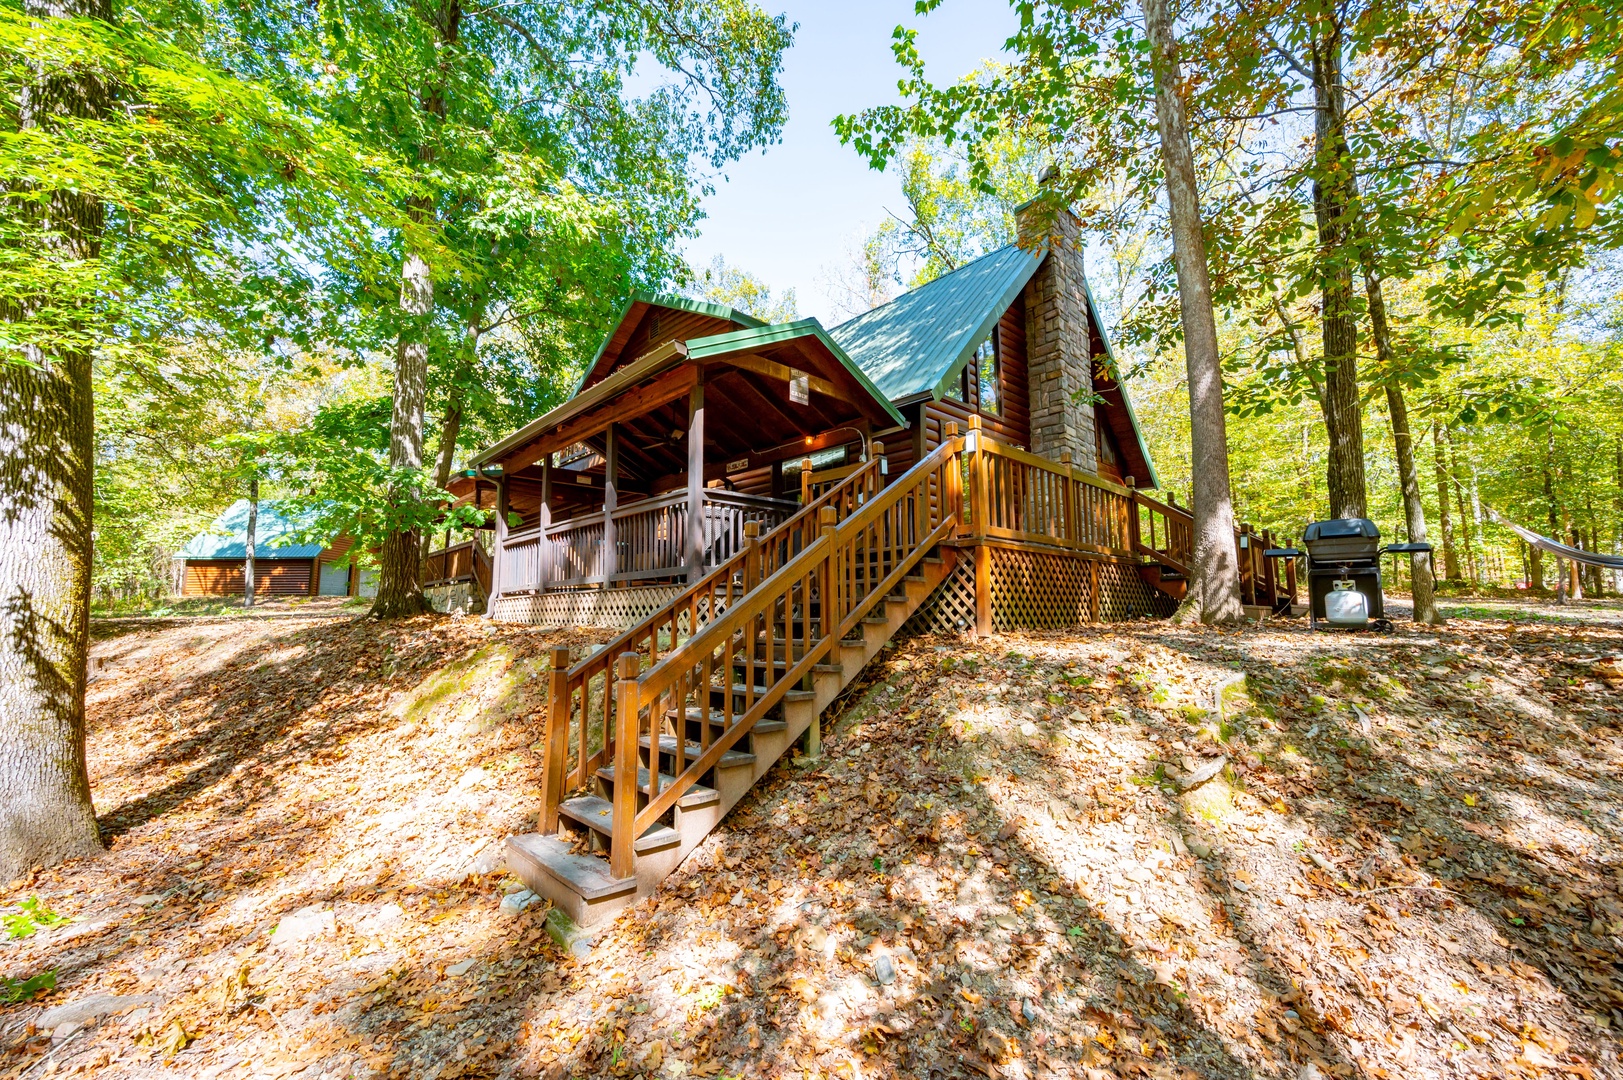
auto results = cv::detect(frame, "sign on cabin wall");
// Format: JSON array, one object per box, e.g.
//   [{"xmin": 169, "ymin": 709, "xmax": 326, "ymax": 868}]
[
  {"xmin": 788, "ymin": 369, "xmax": 809, "ymax": 405},
  {"xmin": 725, "ymin": 458, "xmax": 749, "ymax": 474}
]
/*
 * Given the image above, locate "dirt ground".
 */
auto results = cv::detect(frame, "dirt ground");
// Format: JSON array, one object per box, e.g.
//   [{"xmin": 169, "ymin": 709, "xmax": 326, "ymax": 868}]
[{"xmin": 3, "ymin": 599, "xmax": 1622, "ymax": 1080}]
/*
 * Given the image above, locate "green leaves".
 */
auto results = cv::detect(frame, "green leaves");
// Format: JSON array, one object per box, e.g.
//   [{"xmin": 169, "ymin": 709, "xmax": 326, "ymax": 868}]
[
  {"xmin": 0, "ymin": 970, "xmax": 56, "ymax": 1004},
  {"xmin": 3, "ymin": 897, "xmax": 68, "ymax": 940}
]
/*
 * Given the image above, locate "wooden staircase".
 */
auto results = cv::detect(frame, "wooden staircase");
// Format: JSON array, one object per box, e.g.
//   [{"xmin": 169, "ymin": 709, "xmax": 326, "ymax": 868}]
[
  {"xmin": 507, "ymin": 436, "xmax": 964, "ymax": 927},
  {"xmin": 1129, "ymin": 488, "xmax": 1297, "ymax": 613}
]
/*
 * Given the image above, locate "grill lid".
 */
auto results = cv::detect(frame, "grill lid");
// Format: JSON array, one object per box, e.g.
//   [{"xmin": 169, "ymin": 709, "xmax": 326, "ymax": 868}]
[{"xmin": 1303, "ymin": 518, "xmax": 1380, "ymax": 542}]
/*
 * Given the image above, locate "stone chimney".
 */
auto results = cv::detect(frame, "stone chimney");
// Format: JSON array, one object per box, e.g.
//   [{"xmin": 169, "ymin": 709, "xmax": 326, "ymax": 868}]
[{"xmin": 1015, "ymin": 198, "xmax": 1099, "ymax": 474}]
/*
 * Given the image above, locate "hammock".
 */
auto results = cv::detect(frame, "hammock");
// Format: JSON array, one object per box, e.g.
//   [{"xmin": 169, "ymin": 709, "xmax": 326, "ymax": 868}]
[{"xmin": 1487, "ymin": 510, "xmax": 1623, "ymax": 571}]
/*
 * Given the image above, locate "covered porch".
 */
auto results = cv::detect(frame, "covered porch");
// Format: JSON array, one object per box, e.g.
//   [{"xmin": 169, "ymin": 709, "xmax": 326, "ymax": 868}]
[{"xmin": 471, "ymin": 319, "xmax": 904, "ymax": 621}]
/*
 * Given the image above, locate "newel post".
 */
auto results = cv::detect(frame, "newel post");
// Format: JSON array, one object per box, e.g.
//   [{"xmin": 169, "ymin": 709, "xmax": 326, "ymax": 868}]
[
  {"xmin": 799, "ymin": 455, "xmax": 814, "ymax": 507},
  {"xmin": 686, "ymin": 372, "xmax": 706, "ymax": 584},
  {"xmin": 609, "ymin": 651, "xmax": 641, "ymax": 880},
  {"xmin": 943, "ymin": 421, "xmax": 961, "ymax": 532},
  {"xmin": 744, "ymin": 520, "xmax": 762, "ymax": 592},
  {"xmin": 1124, "ymin": 475, "xmax": 1139, "ymax": 554},
  {"xmin": 489, "ymin": 475, "xmax": 509, "ymax": 604},
  {"xmin": 602, "ymin": 424, "xmax": 620, "ymax": 586},
  {"xmin": 1060, "ymin": 449, "xmax": 1076, "ymax": 547},
  {"xmin": 542, "ymin": 645, "xmax": 571, "ymax": 833},
  {"xmin": 538, "ymin": 455, "xmax": 553, "ymax": 593},
  {"xmin": 967, "ymin": 414, "xmax": 987, "ymax": 540}
]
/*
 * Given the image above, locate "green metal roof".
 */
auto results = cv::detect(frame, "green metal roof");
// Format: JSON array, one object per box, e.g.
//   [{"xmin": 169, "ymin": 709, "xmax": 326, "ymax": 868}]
[
  {"xmin": 828, "ymin": 244, "xmax": 1044, "ymax": 402},
  {"xmin": 177, "ymin": 500, "xmax": 325, "ymax": 560},
  {"xmin": 684, "ymin": 319, "xmax": 908, "ymax": 429},
  {"xmin": 570, "ymin": 291, "xmax": 766, "ymax": 397}
]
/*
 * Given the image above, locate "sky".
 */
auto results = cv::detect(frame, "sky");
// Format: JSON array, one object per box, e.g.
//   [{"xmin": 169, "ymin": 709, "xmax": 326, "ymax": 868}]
[{"xmin": 678, "ymin": 0, "xmax": 1020, "ymax": 326}]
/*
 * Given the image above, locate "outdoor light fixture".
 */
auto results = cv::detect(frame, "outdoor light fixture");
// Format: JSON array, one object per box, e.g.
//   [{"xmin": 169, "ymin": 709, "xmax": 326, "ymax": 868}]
[{"xmin": 963, "ymin": 429, "xmax": 979, "ymax": 453}]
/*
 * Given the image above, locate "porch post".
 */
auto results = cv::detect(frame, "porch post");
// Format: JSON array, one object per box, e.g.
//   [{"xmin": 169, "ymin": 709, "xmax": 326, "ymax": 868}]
[
  {"xmin": 538, "ymin": 454, "xmax": 553, "ymax": 593},
  {"xmin": 686, "ymin": 372, "xmax": 706, "ymax": 583},
  {"xmin": 490, "ymin": 476, "xmax": 508, "ymax": 603},
  {"xmin": 602, "ymin": 424, "xmax": 618, "ymax": 586}
]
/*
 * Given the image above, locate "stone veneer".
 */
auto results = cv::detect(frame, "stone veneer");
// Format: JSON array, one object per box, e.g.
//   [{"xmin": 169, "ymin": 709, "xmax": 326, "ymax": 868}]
[{"xmin": 1016, "ymin": 200, "xmax": 1100, "ymax": 474}]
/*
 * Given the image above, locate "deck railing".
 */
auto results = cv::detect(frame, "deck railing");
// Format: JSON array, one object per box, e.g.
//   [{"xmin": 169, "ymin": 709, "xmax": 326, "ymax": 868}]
[
  {"xmin": 496, "ymin": 489, "xmax": 797, "ymax": 595},
  {"xmin": 967, "ymin": 430, "xmax": 1135, "ymax": 552},
  {"xmin": 540, "ymin": 452, "xmax": 887, "ymax": 833},
  {"xmin": 422, "ymin": 538, "xmax": 492, "ymax": 595},
  {"xmin": 603, "ymin": 437, "xmax": 961, "ymax": 877}
]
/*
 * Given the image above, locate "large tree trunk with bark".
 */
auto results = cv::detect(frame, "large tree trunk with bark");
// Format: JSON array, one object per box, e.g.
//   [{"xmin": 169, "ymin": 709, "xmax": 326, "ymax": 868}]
[
  {"xmin": 1361, "ymin": 276, "xmax": 1441, "ymax": 623},
  {"xmin": 1142, "ymin": 0, "xmax": 1243, "ymax": 625},
  {"xmin": 0, "ymin": 0, "xmax": 111, "ymax": 879},
  {"xmin": 1309, "ymin": 17, "xmax": 1367, "ymax": 519},
  {"xmin": 1432, "ymin": 424, "xmax": 1459, "ymax": 580},
  {"xmin": 371, "ymin": 6, "xmax": 459, "ymax": 618},
  {"xmin": 371, "ymin": 240, "xmax": 433, "ymax": 618}
]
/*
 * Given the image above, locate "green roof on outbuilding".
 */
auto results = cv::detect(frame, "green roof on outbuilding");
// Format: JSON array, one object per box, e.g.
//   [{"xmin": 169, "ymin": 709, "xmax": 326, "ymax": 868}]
[
  {"xmin": 177, "ymin": 500, "xmax": 326, "ymax": 560},
  {"xmin": 828, "ymin": 243, "xmax": 1044, "ymax": 402}
]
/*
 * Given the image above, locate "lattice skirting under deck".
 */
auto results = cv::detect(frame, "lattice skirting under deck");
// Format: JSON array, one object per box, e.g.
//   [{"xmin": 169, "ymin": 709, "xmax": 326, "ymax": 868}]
[
  {"xmin": 905, "ymin": 546, "xmax": 1176, "ymax": 635},
  {"xmin": 489, "ymin": 586, "xmax": 685, "ymax": 629}
]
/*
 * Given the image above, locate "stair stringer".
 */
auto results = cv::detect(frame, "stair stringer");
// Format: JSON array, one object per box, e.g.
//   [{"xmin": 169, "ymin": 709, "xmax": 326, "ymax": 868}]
[{"xmin": 505, "ymin": 547, "xmax": 960, "ymax": 928}]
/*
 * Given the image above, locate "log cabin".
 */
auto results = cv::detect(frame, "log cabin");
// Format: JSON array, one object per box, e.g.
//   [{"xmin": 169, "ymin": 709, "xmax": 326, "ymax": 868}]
[
  {"xmin": 458, "ymin": 199, "xmax": 1301, "ymax": 926},
  {"xmin": 174, "ymin": 500, "xmax": 362, "ymax": 598}
]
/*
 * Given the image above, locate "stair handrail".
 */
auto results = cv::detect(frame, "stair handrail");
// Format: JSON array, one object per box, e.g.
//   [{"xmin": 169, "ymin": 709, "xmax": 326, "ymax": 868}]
[
  {"xmin": 1131, "ymin": 490, "xmax": 1290, "ymax": 608},
  {"xmin": 1131, "ymin": 489, "xmax": 1194, "ymax": 573},
  {"xmin": 540, "ymin": 452, "xmax": 884, "ymax": 832},
  {"xmin": 607, "ymin": 436, "xmax": 962, "ymax": 877}
]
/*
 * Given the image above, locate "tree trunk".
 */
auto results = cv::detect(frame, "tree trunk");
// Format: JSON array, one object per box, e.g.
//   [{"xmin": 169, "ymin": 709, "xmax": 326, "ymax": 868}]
[
  {"xmin": 0, "ymin": 0, "xmax": 111, "ymax": 879},
  {"xmin": 1446, "ymin": 428, "xmax": 1476, "ymax": 586},
  {"xmin": 1542, "ymin": 434, "xmax": 1565, "ymax": 602},
  {"xmin": 370, "ymin": 1, "xmax": 459, "ymax": 617},
  {"xmin": 1614, "ymin": 438, "xmax": 1622, "ymax": 593},
  {"xmin": 432, "ymin": 298, "xmax": 484, "ymax": 492},
  {"xmin": 371, "ymin": 239, "xmax": 433, "ymax": 619},
  {"xmin": 1432, "ymin": 424, "xmax": 1459, "ymax": 579},
  {"xmin": 1528, "ymin": 542, "xmax": 1543, "ymax": 592},
  {"xmin": 1142, "ymin": 0, "xmax": 1243, "ymax": 625},
  {"xmin": 1362, "ymin": 278, "xmax": 1441, "ymax": 623},
  {"xmin": 243, "ymin": 475, "xmax": 258, "ymax": 608},
  {"xmin": 1309, "ymin": 16, "xmax": 1366, "ymax": 519}
]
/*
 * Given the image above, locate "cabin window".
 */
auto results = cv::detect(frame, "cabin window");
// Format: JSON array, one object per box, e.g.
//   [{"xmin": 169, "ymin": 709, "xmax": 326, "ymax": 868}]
[
  {"xmin": 1096, "ymin": 413, "xmax": 1121, "ymax": 468},
  {"xmin": 975, "ymin": 332, "xmax": 1001, "ymax": 417},
  {"xmin": 945, "ymin": 364, "xmax": 967, "ymax": 403}
]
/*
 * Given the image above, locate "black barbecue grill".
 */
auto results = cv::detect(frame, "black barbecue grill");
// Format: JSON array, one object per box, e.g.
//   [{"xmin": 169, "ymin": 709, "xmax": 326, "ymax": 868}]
[{"xmin": 1266, "ymin": 518, "xmax": 1432, "ymax": 630}]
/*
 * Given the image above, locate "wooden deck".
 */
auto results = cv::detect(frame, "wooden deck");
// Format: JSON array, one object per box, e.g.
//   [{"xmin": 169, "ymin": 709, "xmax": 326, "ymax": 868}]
[{"xmin": 495, "ymin": 489, "xmax": 797, "ymax": 594}]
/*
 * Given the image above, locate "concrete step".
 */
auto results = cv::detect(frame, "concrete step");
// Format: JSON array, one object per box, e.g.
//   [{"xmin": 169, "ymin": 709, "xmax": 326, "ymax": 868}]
[{"xmin": 558, "ymin": 795, "xmax": 680, "ymax": 853}]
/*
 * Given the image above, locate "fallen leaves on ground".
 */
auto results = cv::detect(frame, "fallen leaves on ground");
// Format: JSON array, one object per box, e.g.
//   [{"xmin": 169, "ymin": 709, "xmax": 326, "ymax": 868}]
[{"xmin": 0, "ymin": 599, "xmax": 1620, "ymax": 1080}]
